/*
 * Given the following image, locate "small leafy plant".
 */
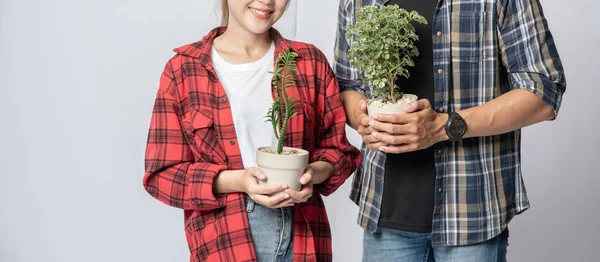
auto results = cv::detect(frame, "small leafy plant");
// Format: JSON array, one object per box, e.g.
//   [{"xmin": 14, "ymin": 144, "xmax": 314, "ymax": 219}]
[
  {"xmin": 346, "ymin": 5, "xmax": 426, "ymax": 103},
  {"xmin": 265, "ymin": 50, "xmax": 299, "ymax": 154}
]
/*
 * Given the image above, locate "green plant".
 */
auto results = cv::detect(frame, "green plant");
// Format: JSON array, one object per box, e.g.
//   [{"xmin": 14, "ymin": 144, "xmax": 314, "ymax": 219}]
[
  {"xmin": 346, "ymin": 5, "xmax": 426, "ymax": 103},
  {"xmin": 265, "ymin": 50, "xmax": 299, "ymax": 154}
]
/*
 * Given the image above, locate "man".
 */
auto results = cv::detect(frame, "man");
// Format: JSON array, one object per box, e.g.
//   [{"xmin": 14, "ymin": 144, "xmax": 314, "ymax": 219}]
[{"xmin": 334, "ymin": 0, "xmax": 565, "ymax": 261}]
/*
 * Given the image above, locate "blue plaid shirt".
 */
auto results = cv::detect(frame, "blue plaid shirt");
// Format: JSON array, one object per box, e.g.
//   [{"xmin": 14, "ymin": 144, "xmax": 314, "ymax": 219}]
[{"xmin": 334, "ymin": 0, "xmax": 566, "ymax": 246}]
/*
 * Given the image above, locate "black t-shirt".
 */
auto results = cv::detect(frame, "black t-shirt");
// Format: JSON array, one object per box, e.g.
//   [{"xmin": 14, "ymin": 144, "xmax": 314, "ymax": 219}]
[
  {"xmin": 379, "ymin": 0, "xmax": 438, "ymax": 233},
  {"xmin": 378, "ymin": 0, "xmax": 510, "ymax": 239}
]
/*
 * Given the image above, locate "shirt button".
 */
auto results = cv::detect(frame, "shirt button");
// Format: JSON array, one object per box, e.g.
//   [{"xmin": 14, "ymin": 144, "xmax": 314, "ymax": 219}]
[
  {"xmin": 437, "ymin": 31, "xmax": 442, "ymax": 36},
  {"xmin": 437, "ymin": 69, "xmax": 444, "ymax": 75},
  {"xmin": 439, "ymin": 107, "xmax": 445, "ymax": 113},
  {"xmin": 438, "ymin": 187, "xmax": 443, "ymax": 193},
  {"xmin": 437, "ymin": 149, "xmax": 443, "ymax": 154},
  {"xmin": 229, "ymin": 140, "xmax": 235, "ymax": 145},
  {"xmin": 221, "ymin": 97, "xmax": 227, "ymax": 104}
]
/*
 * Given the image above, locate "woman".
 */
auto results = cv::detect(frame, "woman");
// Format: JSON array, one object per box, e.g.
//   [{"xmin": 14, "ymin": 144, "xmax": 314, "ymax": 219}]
[{"xmin": 143, "ymin": 0, "xmax": 360, "ymax": 261}]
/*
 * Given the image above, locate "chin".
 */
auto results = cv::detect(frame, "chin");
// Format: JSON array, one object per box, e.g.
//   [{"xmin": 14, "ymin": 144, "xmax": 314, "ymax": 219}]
[
  {"xmin": 242, "ymin": 20, "xmax": 275, "ymax": 35},
  {"xmin": 245, "ymin": 24, "xmax": 273, "ymax": 35}
]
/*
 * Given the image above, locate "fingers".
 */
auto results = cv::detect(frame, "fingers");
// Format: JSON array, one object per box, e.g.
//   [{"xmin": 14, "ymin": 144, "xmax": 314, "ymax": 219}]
[
  {"xmin": 372, "ymin": 113, "xmax": 412, "ymax": 125},
  {"xmin": 371, "ymin": 99, "xmax": 433, "ymax": 123},
  {"xmin": 285, "ymin": 189, "xmax": 303, "ymax": 202},
  {"xmin": 365, "ymin": 141, "xmax": 387, "ymax": 152},
  {"xmin": 362, "ymin": 132, "xmax": 379, "ymax": 143},
  {"xmin": 371, "ymin": 132, "xmax": 416, "ymax": 146},
  {"xmin": 359, "ymin": 114, "xmax": 373, "ymax": 128},
  {"xmin": 358, "ymin": 124, "xmax": 374, "ymax": 136},
  {"xmin": 245, "ymin": 167, "xmax": 288, "ymax": 194},
  {"xmin": 251, "ymin": 192, "xmax": 292, "ymax": 208},
  {"xmin": 368, "ymin": 120, "xmax": 417, "ymax": 135},
  {"xmin": 278, "ymin": 199, "xmax": 296, "ymax": 208},
  {"xmin": 248, "ymin": 182, "xmax": 288, "ymax": 195},
  {"xmin": 354, "ymin": 100, "xmax": 371, "ymax": 130},
  {"xmin": 359, "ymin": 125, "xmax": 378, "ymax": 142},
  {"xmin": 378, "ymin": 144, "xmax": 418, "ymax": 154},
  {"xmin": 285, "ymin": 183, "xmax": 314, "ymax": 204},
  {"xmin": 404, "ymin": 99, "xmax": 431, "ymax": 113},
  {"xmin": 285, "ymin": 188, "xmax": 313, "ymax": 203}
]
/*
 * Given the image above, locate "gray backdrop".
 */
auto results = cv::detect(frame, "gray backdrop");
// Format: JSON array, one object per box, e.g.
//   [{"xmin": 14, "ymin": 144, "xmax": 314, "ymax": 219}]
[{"xmin": 0, "ymin": 0, "xmax": 597, "ymax": 261}]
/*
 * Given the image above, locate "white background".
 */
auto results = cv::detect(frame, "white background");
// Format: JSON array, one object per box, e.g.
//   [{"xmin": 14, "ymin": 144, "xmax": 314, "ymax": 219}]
[{"xmin": 1, "ymin": 0, "xmax": 598, "ymax": 261}]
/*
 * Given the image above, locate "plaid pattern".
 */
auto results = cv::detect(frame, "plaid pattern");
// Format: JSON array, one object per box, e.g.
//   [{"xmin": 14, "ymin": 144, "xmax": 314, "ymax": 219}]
[
  {"xmin": 334, "ymin": 0, "xmax": 566, "ymax": 246},
  {"xmin": 144, "ymin": 27, "xmax": 360, "ymax": 261}
]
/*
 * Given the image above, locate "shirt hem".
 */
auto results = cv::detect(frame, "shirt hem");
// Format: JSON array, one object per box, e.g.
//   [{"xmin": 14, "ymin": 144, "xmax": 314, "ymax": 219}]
[{"xmin": 379, "ymin": 220, "xmax": 432, "ymax": 233}]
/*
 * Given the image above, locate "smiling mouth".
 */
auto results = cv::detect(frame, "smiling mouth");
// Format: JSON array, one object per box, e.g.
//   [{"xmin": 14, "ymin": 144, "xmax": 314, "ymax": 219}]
[{"xmin": 249, "ymin": 7, "xmax": 274, "ymax": 17}]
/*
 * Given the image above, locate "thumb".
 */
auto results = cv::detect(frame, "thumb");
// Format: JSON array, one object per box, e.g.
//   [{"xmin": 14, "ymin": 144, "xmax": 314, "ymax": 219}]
[
  {"xmin": 359, "ymin": 100, "xmax": 368, "ymax": 112},
  {"xmin": 247, "ymin": 167, "xmax": 267, "ymax": 181},
  {"xmin": 300, "ymin": 167, "xmax": 313, "ymax": 185}
]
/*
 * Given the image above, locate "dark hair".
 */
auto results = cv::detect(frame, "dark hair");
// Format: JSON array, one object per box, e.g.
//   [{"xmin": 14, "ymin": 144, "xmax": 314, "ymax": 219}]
[{"xmin": 221, "ymin": 0, "xmax": 229, "ymax": 26}]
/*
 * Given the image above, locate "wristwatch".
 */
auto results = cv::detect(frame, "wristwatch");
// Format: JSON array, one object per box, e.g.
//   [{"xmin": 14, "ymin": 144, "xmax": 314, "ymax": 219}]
[{"xmin": 445, "ymin": 112, "xmax": 466, "ymax": 142}]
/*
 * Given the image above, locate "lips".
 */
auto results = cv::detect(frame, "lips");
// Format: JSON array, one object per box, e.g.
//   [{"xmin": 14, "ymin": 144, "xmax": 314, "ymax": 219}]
[{"xmin": 249, "ymin": 7, "xmax": 274, "ymax": 19}]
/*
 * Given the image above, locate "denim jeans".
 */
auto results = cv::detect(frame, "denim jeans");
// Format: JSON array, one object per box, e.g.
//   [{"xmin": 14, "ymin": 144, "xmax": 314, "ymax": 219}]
[
  {"xmin": 363, "ymin": 227, "xmax": 508, "ymax": 262},
  {"xmin": 245, "ymin": 194, "xmax": 294, "ymax": 262}
]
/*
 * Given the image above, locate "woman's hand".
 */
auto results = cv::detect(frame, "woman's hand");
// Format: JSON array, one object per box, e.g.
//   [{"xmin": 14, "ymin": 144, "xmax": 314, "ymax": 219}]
[
  {"xmin": 285, "ymin": 166, "xmax": 314, "ymax": 204},
  {"xmin": 242, "ymin": 167, "xmax": 295, "ymax": 209}
]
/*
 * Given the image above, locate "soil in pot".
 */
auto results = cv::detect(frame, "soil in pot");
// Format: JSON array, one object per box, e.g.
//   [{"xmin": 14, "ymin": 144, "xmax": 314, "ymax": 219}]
[{"xmin": 258, "ymin": 147, "xmax": 302, "ymax": 156}]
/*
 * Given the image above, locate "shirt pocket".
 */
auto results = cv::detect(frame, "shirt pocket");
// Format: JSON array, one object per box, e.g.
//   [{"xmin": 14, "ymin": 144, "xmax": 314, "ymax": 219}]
[
  {"xmin": 450, "ymin": 11, "xmax": 488, "ymax": 63},
  {"xmin": 181, "ymin": 109, "xmax": 227, "ymax": 163}
]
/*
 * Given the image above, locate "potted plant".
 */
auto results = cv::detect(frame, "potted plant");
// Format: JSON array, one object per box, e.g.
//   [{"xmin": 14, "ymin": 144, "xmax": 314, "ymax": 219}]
[
  {"xmin": 346, "ymin": 5, "xmax": 427, "ymax": 115},
  {"xmin": 255, "ymin": 50, "xmax": 308, "ymax": 191}
]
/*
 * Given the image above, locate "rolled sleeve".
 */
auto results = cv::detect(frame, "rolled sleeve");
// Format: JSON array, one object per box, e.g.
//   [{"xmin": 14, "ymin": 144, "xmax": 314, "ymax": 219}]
[{"xmin": 498, "ymin": 0, "xmax": 566, "ymax": 116}]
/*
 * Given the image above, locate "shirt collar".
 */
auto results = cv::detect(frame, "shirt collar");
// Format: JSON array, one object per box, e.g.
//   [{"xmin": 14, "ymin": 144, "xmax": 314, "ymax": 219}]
[{"xmin": 173, "ymin": 26, "xmax": 298, "ymax": 70}]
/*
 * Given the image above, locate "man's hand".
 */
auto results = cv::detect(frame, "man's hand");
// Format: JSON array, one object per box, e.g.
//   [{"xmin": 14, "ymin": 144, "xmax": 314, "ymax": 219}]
[
  {"xmin": 242, "ymin": 167, "xmax": 294, "ymax": 209},
  {"xmin": 368, "ymin": 99, "xmax": 448, "ymax": 154},
  {"xmin": 356, "ymin": 100, "xmax": 389, "ymax": 151},
  {"xmin": 285, "ymin": 166, "xmax": 314, "ymax": 204}
]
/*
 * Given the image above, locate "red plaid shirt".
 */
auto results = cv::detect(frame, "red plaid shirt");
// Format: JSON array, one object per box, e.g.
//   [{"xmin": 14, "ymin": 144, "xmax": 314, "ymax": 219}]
[{"xmin": 143, "ymin": 27, "xmax": 360, "ymax": 262}]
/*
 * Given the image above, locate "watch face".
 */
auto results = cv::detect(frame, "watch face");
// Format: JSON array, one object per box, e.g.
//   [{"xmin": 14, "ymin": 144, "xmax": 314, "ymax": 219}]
[{"xmin": 449, "ymin": 120, "xmax": 466, "ymax": 137}]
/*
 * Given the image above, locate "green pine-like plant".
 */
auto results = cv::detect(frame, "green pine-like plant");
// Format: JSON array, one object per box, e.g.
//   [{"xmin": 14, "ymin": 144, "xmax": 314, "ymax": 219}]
[
  {"xmin": 265, "ymin": 50, "xmax": 299, "ymax": 154},
  {"xmin": 346, "ymin": 5, "xmax": 427, "ymax": 103}
]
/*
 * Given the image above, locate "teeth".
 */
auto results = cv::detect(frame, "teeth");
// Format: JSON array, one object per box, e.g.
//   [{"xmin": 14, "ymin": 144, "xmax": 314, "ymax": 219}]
[{"xmin": 250, "ymin": 8, "xmax": 270, "ymax": 16}]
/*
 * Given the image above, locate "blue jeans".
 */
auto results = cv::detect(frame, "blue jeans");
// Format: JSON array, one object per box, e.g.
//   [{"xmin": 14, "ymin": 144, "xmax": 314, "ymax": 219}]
[
  {"xmin": 363, "ymin": 227, "xmax": 508, "ymax": 262},
  {"xmin": 245, "ymin": 194, "xmax": 294, "ymax": 262}
]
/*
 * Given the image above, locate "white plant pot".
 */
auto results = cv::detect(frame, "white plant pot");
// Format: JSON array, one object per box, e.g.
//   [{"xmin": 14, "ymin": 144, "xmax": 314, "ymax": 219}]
[
  {"xmin": 255, "ymin": 146, "xmax": 309, "ymax": 191},
  {"xmin": 367, "ymin": 93, "xmax": 418, "ymax": 116}
]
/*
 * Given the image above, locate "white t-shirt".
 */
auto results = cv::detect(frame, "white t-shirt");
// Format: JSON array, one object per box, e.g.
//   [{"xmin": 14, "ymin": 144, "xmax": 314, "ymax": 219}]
[{"xmin": 211, "ymin": 43, "xmax": 278, "ymax": 169}]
